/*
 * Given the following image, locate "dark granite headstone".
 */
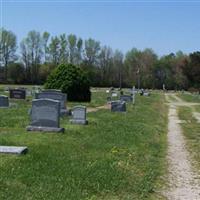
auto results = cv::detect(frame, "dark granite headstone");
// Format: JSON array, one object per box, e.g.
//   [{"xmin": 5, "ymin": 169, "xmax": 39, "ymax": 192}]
[
  {"xmin": 0, "ymin": 95, "xmax": 9, "ymax": 107},
  {"xmin": 111, "ymin": 101, "xmax": 126, "ymax": 112},
  {"xmin": 35, "ymin": 91, "xmax": 67, "ymax": 115},
  {"xmin": 120, "ymin": 95, "xmax": 133, "ymax": 102},
  {"xmin": 9, "ymin": 89, "xmax": 26, "ymax": 99},
  {"xmin": 70, "ymin": 106, "xmax": 88, "ymax": 125},
  {"xmin": 26, "ymin": 99, "xmax": 64, "ymax": 133}
]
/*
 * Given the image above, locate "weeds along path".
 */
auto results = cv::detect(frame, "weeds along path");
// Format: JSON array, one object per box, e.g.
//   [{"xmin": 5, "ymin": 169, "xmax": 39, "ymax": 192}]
[{"xmin": 164, "ymin": 93, "xmax": 200, "ymax": 199}]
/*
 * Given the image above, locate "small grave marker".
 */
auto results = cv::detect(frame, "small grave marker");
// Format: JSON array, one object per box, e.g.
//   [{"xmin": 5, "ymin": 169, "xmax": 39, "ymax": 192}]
[
  {"xmin": 111, "ymin": 101, "xmax": 126, "ymax": 112},
  {"xmin": 70, "ymin": 106, "xmax": 88, "ymax": 125},
  {"xmin": 9, "ymin": 89, "xmax": 26, "ymax": 99},
  {"xmin": 0, "ymin": 95, "xmax": 9, "ymax": 107}
]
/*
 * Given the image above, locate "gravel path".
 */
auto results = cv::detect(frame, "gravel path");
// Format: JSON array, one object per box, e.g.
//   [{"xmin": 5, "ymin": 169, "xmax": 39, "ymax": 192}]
[{"xmin": 164, "ymin": 94, "xmax": 200, "ymax": 200}]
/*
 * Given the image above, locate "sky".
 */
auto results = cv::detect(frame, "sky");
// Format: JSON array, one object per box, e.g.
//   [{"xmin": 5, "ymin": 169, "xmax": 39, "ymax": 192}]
[{"xmin": 1, "ymin": 0, "xmax": 200, "ymax": 56}]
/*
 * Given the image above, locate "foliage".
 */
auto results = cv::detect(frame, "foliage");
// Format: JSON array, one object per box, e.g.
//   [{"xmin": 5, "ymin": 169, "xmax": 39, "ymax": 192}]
[
  {"xmin": 45, "ymin": 63, "xmax": 91, "ymax": 102},
  {"xmin": 0, "ymin": 28, "xmax": 200, "ymax": 91},
  {"xmin": 7, "ymin": 63, "xmax": 25, "ymax": 84},
  {"xmin": 0, "ymin": 28, "xmax": 17, "ymax": 80},
  {"xmin": 183, "ymin": 52, "xmax": 200, "ymax": 91}
]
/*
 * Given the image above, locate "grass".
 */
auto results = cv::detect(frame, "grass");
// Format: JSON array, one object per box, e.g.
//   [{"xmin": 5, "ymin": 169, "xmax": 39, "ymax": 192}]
[
  {"xmin": 178, "ymin": 106, "xmax": 200, "ymax": 171},
  {"xmin": 0, "ymin": 88, "xmax": 167, "ymax": 200},
  {"xmin": 177, "ymin": 93, "xmax": 200, "ymax": 103}
]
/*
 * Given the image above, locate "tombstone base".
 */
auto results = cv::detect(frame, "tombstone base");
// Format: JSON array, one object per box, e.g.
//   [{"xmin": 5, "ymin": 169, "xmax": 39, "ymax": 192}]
[
  {"xmin": 70, "ymin": 119, "xmax": 88, "ymax": 125},
  {"xmin": 26, "ymin": 126, "xmax": 65, "ymax": 133},
  {"xmin": 0, "ymin": 146, "xmax": 28, "ymax": 155}
]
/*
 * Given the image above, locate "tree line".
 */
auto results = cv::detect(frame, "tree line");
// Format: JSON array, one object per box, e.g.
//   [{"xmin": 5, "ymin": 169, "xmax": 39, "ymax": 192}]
[{"xmin": 0, "ymin": 28, "xmax": 199, "ymax": 91}]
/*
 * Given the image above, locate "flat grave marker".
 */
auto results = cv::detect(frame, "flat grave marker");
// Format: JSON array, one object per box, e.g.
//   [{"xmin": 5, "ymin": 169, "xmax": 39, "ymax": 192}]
[{"xmin": 0, "ymin": 146, "xmax": 28, "ymax": 155}]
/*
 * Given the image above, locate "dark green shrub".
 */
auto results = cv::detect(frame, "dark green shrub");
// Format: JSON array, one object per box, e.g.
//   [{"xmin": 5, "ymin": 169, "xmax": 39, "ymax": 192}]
[{"xmin": 45, "ymin": 64, "xmax": 91, "ymax": 102}]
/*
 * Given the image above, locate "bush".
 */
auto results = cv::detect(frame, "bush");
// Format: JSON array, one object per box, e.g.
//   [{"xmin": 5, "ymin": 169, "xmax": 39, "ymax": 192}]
[{"xmin": 45, "ymin": 64, "xmax": 91, "ymax": 102}]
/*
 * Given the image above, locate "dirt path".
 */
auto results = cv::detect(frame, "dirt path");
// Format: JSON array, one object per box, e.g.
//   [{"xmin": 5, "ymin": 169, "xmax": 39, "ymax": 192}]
[
  {"xmin": 87, "ymin": 104, "xmax": 110, "ymax": 113},
  {"xmin": 164, "ymin": 94, "xmax": 200, "ymax": 200}
]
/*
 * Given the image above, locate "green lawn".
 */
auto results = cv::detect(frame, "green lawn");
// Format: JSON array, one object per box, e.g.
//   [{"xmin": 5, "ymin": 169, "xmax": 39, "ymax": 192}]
[
  {"xmin": 177, "ymin": 93, "xmax": 200, "ymax": 103},
  {"xmin": 178, "ymin": 107, "xmax": 200, "ymax": 170},
  {"xmin": 0, "ymin": 89, "xmax": 167, "ymax": 200}
]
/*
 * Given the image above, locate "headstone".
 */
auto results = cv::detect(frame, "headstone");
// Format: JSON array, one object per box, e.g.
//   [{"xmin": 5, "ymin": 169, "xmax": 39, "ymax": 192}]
[
  {"xmin": 0, "ymin": 95, "xmax": 9, "ymax": 107},
  {"xmin": 4, "ymin": 87, "xmax": 9, "ymax": 93},
  {"xmin": 120, "ymin": 95, "xmax": 133, "ymax": 102},
  {"xmin": 111, "ymin": 101, "xmax": 126, "ymax": 112},
  {"xmin": 26, "ymin": 90, "xmax": 32, "ymax": 96},
  {"xmin": 35, "ymin": 91, "xmax": 67, "ymax": 115},
  {"xmin": 112, "ymin": 92, "xmax": 118, "ymax": 97},
  {"xmin": 70, "ymin": 106, "xmax": 88, "ymax": 125},
  {"xmin": 143, "ymin": 92, "xmax": 150, "ymax": 96},
  {"xmin": 9, "ymin": 89, "xmax": 26, "ymax": 99},
  {"xmin": 0, "ymin": 146, "xmax": 28, "ymax": 155},
  {"xmin": 26, "ymin": 99, "xmax": 64, "ymax": 133}
]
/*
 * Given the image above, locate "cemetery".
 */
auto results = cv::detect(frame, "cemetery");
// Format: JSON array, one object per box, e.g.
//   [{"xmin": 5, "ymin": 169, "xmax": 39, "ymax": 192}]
[
  {"xmin": 0, "ymin": 84, "xmax": 170, "ymax": 199},
  {"xmin": 1, "ymin": 2, "xmax": 200, "ymax": 199}
]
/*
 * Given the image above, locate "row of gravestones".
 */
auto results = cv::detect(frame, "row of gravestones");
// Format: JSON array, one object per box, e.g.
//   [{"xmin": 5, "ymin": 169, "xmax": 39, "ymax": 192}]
[
  {"xmin": 0, "ymin": 88, "xmax": 133, "ymax": 155},
  {"xmin": 0, "ymin": 89, "xmax": 88, "ymax": 133},
  {"xmin": 4, "ymin": 87, "xmax": 42, "ymax": 99},
  {"xmin": 0, "ymin": 90, "xmax": 88, "ymax": 154},
  {"xmin": 28, "ymin": 90, "xmax": 88, "ymax": 133},
  {"xmin": 0, "ymin": 88, "xmax": 29, "ymax": 108},
  {"xmin": 109, "ymin": 87, "xmax": 137, "ymax": 112}
]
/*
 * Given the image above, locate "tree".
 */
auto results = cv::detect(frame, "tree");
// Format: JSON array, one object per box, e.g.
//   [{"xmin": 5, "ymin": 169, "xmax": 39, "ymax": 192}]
[
  {"xmin": 48, "ymin": 36, "xmax": 60, "ymax": 66},
  {"xmin": 8, "ymin": 62, "xmax": 25, "ymax": 84},
  {"xmin": 113, "ymin": 50, "xmax": 124, "ymax": 88},
  {"xmin": 45, "ymin": 64, "xmax": 91, "ymax": 101},
  {"xmin": 20, "ymin": 30, "xmax": 43, "ymax": 83},
  {"xmin": 42, "ymin": 31, "xmax": 50, "ymax": 63},
  {"xmin": 68, "ymin": 34, "xmax": 77, "ymax": 64},
  {"xmin": 0, "ymin": 28, "xmax": 17, "ymax": 81},
  {"xmin": 98, "ymin": 46, "xmax": 113, "ymax": 86},
  {"xmin": 59, "ymin": 34, "xmax": 68, "ymax": 64},
  {"xmin": 84, "ymin": 38, "xmax": 100, "ymax": 66},
  {"xmin": 183, "ymin": 52, "xmax": 200, "ymax": 91}
]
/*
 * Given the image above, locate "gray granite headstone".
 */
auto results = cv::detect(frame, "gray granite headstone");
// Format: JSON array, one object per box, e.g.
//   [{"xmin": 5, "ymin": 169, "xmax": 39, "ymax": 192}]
[
  {"xmin": 0, "ymin": 146, "xmax": 28, "ymax": 154},
  {"xmin": 70, "ymin": 106, "xmax": 88, "ymax": 125},
  {"xmin": 0, "ymin": 95, "xmax": 9, "ymax": 107},
  {"xmin": 120, "ymin": 95, "xmax": 133, "ymax": 102},
  {"xmin": 26, "ymin": 99, "xmax": 64, "ymax": 133},
  {"xmin": 35, "ymin": 91, "xmax": 67, "ymax": 115},
  {"xmin": 111, "ymin": 101, "xmax": 126, "ymax": 112}
]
